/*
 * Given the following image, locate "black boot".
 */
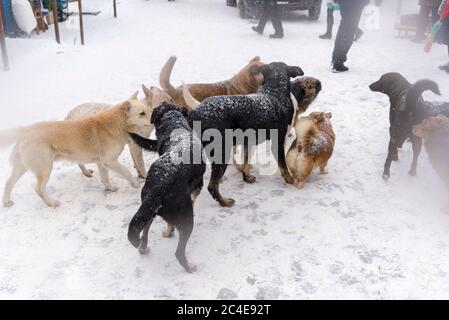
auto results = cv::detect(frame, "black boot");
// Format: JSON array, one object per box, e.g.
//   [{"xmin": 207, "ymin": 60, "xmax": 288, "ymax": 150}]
[
  {"xmin": 252, "ymin": 26, "xmax": 263, "ymax": 34},
  {"xmin": 320, "ymin": 8, "xmax": 334, "ymax": 40},
  {"xmin": 319, "ymin": 32, "xmax": 332, "ymax": 39},
  {"xmin": 269, "ymin": 33, "xmax": 284, "ymax": 39},
  {"xmin": 332, "ymin": 62, "xmax": 349, "ymax": 73},
  {"xmin": 354, "ymin": 28, "xmax": 363, "ymax": 41}
]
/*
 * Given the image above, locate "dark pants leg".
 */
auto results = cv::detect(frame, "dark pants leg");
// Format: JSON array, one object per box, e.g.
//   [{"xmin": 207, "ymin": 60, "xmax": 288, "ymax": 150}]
[
  {"xmin": 326, "ymin": 8, "xmax": 334, "ymax": 35},
  {"xmin": 270, "ymin": 1, "xmax": 284, "ymax": 35},
  {"xmin": 256, "ymin": 0, "xmax": 283, "ymax": 35},
  {"xmin": 416, "ymin": 6, "xmax": 432, "ymax": 39},
  {"xmin": 332, "ymin": 0, "xmax": 366, "ymax": 65}
]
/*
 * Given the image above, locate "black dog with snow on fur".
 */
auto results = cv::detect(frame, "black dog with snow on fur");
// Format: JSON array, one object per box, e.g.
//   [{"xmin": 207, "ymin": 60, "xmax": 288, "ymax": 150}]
[
  {"xmin": 128, "ymin": 103, "xmax": 205, "ymax": 273},
  {"xmin": 370, "ymin": 73, "xmax": 449, "ymax": 179},
  {"xmin": 188, "ymin": 62, "xmax": 304, "ymax": 207}
]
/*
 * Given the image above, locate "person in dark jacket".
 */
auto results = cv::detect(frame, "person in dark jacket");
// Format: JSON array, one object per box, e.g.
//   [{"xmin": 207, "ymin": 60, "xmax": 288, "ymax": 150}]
[
  {"xmin": 331, "ymin": 0, "xmax": 369, "ymax": 72},
  {"xmin": 413, "ymin": 0, "xmax": 442, "ymax": 42},
  {"xmin": 252, "ymin": 0, "xmax": 284, "ymax": 39},
  {"xmin": 438, "ymin": 0, "xmax": 449, "ymax": 72}
]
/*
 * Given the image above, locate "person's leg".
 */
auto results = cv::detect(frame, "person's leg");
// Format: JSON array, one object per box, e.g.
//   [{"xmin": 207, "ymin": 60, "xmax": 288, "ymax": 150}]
[
  {"xmin": 414, "ymin": 6, "xmax": 432, "ymax": 41},
  {"xmin": 269, "ymin": 0, "xmax": 284, "ymax": 38},
  {"xmin": 332, "ymin": 0, "xmax": 365, "ymax": 71},
  {"xmin": 320, "ymin": 7, "xmax": 335, "ymax": 39},
  {"xmin": 253, "ymin": 1, "xmax": 270, "ymax": 33}
]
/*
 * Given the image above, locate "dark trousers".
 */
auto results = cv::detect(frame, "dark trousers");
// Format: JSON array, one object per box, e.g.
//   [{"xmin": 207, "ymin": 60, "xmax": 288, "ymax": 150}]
[
  {"xmin": 256, "ymin": 0, "xmax": 284, "ymax": 35},
  {"xmin": 416, "ymin": 5, "xmax": 439, "ymax": 39},
  {"xmin": 332, "ymin": 0, "xmax": 366, "ymax": 65},
  {"xmin": 325, "ymin": 6, "xmax": 363, "ymax": 37}
]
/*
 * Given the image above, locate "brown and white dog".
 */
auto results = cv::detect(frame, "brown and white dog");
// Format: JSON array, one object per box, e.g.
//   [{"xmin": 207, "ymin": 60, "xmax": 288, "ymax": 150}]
[
  {"xmin": 1, "ymin": 99, "xmax": 151, "ymax": 208},
  {"xmin": 286, "ymin": 112, "xmax": 335, "ymax": 189},
  {"xmin": 413, "ymin": 115, "xmax": 449, "ymax": 213},
  {"xmin": 159, "ymin": 56, "xmax": 265, "ymax": 109},
  {"xmin": 66, "ymin": 86, "xmax": 173, "ymax": 179}
]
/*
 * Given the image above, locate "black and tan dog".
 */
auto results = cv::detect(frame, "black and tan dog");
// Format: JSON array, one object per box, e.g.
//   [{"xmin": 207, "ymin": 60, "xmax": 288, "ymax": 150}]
[
  {"xmin": 413, "ymin": 115, "xmax": 449, "ymax": 213},
  {"xmin": 369, "ymin": 73, "xmax": 448, "ymax": 179},
  {"xmin": 127, "ymin": 103, "xmax": 205, "ymax": 273},
  {"xmin": 188, "ymin": 62, "xmax": 304, "ymax": 207}
]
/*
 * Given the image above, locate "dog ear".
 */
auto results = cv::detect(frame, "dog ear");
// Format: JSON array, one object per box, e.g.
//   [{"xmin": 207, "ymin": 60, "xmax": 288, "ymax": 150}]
[
  {"xmin": 250, "ymin": 56, "xmax": 261, "ymax": 63},
  {"xmin": 150, "ymin": 105, "xmax": 166, "ymax": 124},
  {"xmin": 142, "ymin": 85, "xmax": 153, "ymax": 101},
  {"xmin": 128, "ymin": 91, "xmax": 139, "ymax": 100},
  {"xmin": 313, "ymin": 113, "xmax": 325, "ymax": 123},
  {"xmin": 315, "ymin": 80, "xmax": 322, "ymax": 94},
  {"xmin": 287, "ymin": 66, "xmax": 304, "ymax": 78},
  {"xmin": 254, "ymin": 65, "xmax": 272, "ymax": 78}
]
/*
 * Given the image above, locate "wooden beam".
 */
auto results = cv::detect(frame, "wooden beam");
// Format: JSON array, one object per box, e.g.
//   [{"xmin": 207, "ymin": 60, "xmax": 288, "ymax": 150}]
[
  {"xmin": 52, "ymin": 0, "xmax": 60, "ymax": 44},
  {"xmin": 0, "ymin": 0, "xmax": 9, "ymax": 71}
]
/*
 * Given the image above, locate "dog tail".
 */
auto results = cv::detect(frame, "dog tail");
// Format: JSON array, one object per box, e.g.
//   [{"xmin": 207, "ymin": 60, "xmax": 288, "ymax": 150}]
[
  {"xmin": 182, "ymin": 82, "xmax": 201, "ymax": 109},
  {"xmin": 159, "ymin": 56, "xmax": 179, "ymax": 99},
  {"xmin": 0, "ymin": 127, "xmax": 23, "ymax": 149},
  {"xmin": 128, "ymin": 132, "xmax": 158, "ymax": 152},
  {"xmin": 128, "ymin": 197, "xmax": 162, "ymax": 249},
  {"xmin": 406, "ymin": 79, "xmax": 441, "ymax": 112}
]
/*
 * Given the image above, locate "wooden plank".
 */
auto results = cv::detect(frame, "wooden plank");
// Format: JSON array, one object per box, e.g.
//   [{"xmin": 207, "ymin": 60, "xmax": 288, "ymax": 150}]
[{"xmin": 0, "ymin": 0, "xmax": 10, "ymax": 71}]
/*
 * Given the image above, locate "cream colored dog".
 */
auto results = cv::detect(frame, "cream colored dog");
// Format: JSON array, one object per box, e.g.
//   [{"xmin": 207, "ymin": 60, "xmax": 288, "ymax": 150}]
[
  {"xmin": 66, "ymin": 85, "xmax": 173, "ymax": 179},
  {"xmin": 0, "ymin": 99, "xmax": 151, "ymax": 208}
]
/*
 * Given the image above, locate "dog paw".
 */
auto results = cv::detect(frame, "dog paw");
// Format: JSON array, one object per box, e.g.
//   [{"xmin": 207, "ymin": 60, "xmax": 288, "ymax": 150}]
[
  {"xmin": 139, "ymin": 247, "xmax": 150, "ymax": 255},
  {"xmin": 105, "ymin": 185, "xmax": 119, "ymax": 192},
  {"xmin": 294, "ymin": 181, "xmax": 305, "ymax": 189},
  {"xmin": 243, "ymin": 175, "xmax": 257, "ymax": 184},
  {"xmin": 392, "ymin": 155, "xmax": 399, "ymax": 162},
  {"xmin": 185, "ymin": 264, "xmax": 197, "ymax": 273},
  {"xmin": 3, "ymin": 200, "xmax": 14, "ymax": 208},
  {"xmin": 83, "ymin": 169, "xmax": 94, "ymax": 178},
  {"xmin": 408, "ymin": 170, "xmax": 417, "ymax": 177},
  {"xmin": 382, "ymin": 173, "xmax": 390, "ymax": 181},
  {"xmin": 221, "ymin": 198, "xmax": 235, "ymax": 207},
  {"xmin": 320, "ymin": 168, "xmax": 329, "ymax": 175},
  {"xmin": 47, "ymin": 200, "xmax": 61, "ymax": 208},
  {"xmin": 283, "ymin": 175, "xmax": 294, "ymax": 184}
]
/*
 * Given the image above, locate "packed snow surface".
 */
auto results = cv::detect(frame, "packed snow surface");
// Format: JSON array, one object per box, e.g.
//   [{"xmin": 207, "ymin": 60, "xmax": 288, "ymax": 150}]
[{"xmin": 1, "ymin": 0, "xmax": 449, "ymax": 299}]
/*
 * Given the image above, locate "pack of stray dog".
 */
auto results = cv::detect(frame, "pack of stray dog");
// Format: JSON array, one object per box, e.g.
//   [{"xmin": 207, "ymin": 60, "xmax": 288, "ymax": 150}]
[{"xmin": 1, "ymin": 56, "xmax": 449, "ymax": 273}]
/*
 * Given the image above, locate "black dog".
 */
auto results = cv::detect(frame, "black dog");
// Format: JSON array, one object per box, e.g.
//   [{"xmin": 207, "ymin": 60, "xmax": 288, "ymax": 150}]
[
  {"xmin": 369, "ymin": 73, "xmax": 448, "ymax": 179},
  {"xmin": 128, "ymin": 103, "xmax": 205, "ymax": 273},
  {"xmin": 188, "ymin": 62, "xmax": 304, "ymax": 207}
]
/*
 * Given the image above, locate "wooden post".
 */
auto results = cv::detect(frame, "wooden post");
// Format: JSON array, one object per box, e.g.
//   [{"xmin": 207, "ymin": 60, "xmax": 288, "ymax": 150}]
[
  {"xmin": 78, "ymin": 0, "xmax": 84, "ymax": 45},
  {"xmin": 0, "ymin": 0, "xmax": 9, "ymax": 71},
  {"xmin": 113, "ymin": 0, "xmax": 117, "ymax": 18},
  {"xmin": 53, "ymin": 0, "xmax": 60, "ymax": 44}
]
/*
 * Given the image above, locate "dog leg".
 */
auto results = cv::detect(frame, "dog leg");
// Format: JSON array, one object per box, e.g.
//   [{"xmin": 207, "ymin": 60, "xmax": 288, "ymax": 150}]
[
  {"xmin": 175, "ymin": 209, "xmax": 196, "ymax": 273},
  {"xmin": 162, "ymin": 224, "xmax": 175, "ymax": 238},
  {"xmin": 34, "ymin": 164, "xmax": 60, "ymax": 208},
  {"xmin": 129, "ymin": 142, "xmax": 146, "ymax": 179},
  {"xmin": 104, "ymin": 160, "xmax": 140, "ymax": 188},
  {"xmin": 3, "ymin": 160, "xmax": 26, "ymax": 207},
  {"xmin": 296, "ymin": 158, "xmax": 314, "ymax": 189},
  {"xmin": 319, "ymin": 160, "xmax": 329, "ymax": 175},
  {"xmin": 273, "ymin": 136, "xmax": 294, "ymax": 184},
  {"xmin": 97, "ymin": 164, "xmax": 118, "ymax": 192},
  {"xmin": 409, "ymin": 137, "xmax": 422, "ymax": 176},
  {"xmin": 241, "ymin": 143, "xmax": 256, "ymax": 183},
  {"xmin": 78, "ymin": 164, "xmax": 94, "ymax": 178},
  {"xmin": 139, "ymin": 217, "xmax": 153, "ymax": 255},
  {"xmin": 383, "ymin": 140, "xmax": 397, "ymax": 180},
  {"xmin": 208, "ymin": 163, "xmax": 234, "ymax": 207}
]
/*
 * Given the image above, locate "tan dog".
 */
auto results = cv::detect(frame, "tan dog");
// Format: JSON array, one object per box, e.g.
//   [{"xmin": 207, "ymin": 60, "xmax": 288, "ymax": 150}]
[
  {"xmin": 286, "ymin": 112, "xmax": 335, "ymax": 189},
  {"xmin": 1, "ymin": 99, "xmax": 151, "ymax": 208},
  {"xmin": 413, "ymin": 115, "xmax": 449, "ymax": 213},
  {"xmin": 160, "ymin": 56, "xmax": 265, "ymax": 109},
  {"xmin": 66, "ymin": 86, "xmax": 173, "ymax": 179}
]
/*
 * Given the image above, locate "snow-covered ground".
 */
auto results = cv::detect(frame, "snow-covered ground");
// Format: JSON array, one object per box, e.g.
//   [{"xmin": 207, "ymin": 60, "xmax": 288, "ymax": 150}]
[{"xmin": 1, "ymin": 0, "xmax": 449, "ymax": 299}]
